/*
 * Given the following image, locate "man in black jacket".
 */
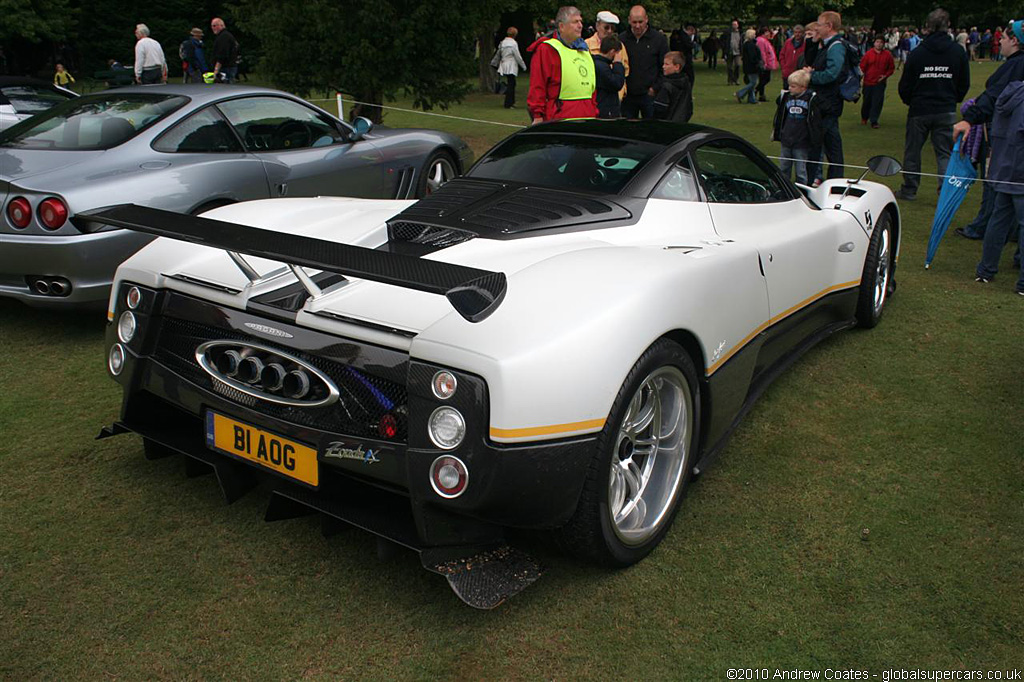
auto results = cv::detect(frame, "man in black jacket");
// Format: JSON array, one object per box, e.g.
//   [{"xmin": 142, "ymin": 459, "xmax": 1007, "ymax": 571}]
[
  {"xmin": 210, "ymin": 17, "xmax": 239, "ymax": 83},
  {"xmin": 619, "ymin": 5, "xmax": 668, "ymax": 119},
  {"xmin": 895, "ymin": 8, "xmax": 970, "ymax": 200}
]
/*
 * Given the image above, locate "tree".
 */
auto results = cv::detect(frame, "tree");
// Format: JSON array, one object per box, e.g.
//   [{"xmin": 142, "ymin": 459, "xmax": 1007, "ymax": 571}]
[{"xmin": 234, "ymin": 0, "xmax": 482, "ymax": 122}]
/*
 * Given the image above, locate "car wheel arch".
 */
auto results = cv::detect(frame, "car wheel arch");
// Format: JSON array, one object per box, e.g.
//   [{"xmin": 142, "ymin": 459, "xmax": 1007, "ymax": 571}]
[{"xmin": 659, "ymin": 328, "xmax": 713, "ymax": 454}]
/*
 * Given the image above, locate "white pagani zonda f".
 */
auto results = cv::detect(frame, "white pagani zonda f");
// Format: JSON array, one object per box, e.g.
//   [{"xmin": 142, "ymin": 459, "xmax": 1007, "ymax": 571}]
[{"xmin": 92, "ymin": 120, "xmax": 901, "ymax": 608}]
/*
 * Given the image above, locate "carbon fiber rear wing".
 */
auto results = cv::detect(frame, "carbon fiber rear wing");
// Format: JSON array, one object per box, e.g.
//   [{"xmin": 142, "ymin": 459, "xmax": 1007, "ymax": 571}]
[{"xmin": 83, "ymin": 204, "xmax": 506, "ymax": 323}]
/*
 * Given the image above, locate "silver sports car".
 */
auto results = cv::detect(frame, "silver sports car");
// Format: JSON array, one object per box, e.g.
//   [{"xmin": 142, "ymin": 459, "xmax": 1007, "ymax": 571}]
[{"xmin": 0, "ymin": 84, "xmax": 472, "ymax": 308}]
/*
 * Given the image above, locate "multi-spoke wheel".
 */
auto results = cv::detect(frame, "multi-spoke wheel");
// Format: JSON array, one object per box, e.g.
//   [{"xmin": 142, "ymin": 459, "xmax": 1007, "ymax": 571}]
[
  {"xmin": 856, "ymin": 210, "xmax": 894, "ymax": 328},
  {"xmin": 416, "ymin": 151, "xmax": 456, "ymax": 197},
  {"xmin": 557, "ymin": 339, "xmax": 700, "ymax": 567}
]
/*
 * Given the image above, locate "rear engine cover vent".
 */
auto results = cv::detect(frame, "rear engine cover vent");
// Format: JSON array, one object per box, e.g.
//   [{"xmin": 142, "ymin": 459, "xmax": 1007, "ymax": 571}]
[{"xmin": 388, "ymin": 221, "xmax": 475, "ymax": 249}]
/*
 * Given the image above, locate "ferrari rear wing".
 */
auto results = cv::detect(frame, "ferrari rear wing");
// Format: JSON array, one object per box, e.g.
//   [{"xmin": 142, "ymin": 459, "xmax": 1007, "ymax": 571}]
[{"xmin": 83, "ymin": 204, "xmax": 506, "ymax": 323}]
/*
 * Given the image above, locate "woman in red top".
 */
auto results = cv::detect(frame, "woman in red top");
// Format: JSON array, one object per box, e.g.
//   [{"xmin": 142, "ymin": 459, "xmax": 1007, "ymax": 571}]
[{"xmin": 859, "ymin": 35, "xmax": 895, "ymax": 127}]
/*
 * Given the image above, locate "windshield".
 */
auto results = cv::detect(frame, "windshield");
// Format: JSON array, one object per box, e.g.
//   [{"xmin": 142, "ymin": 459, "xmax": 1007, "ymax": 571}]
[
  {"xmin": 0, "ymin": 94, "xmax": 188, "ymax": 150},
  {"xmin": 468, "ymin": 133, "xmax": 661, "ymax": 194},
  {"xmin": 1, "ymin": 85, "xmax": 73, "ymax": 115}
]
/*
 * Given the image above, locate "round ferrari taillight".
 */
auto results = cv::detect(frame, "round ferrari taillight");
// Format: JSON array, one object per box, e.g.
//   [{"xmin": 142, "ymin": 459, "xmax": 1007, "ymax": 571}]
[
  {"xmin": 38, "ymin": 198, "xmax": 68, "ymax": 230},
  {"xmin": 7, "ymin": 197, "xmax": 31, "ymax": 229}
]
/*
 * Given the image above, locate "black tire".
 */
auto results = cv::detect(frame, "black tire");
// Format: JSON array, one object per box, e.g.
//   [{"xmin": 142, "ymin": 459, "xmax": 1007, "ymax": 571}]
[
  {"xmin": 416, "ymin": 150, "xmax": 456, "ymax": 198},
  {"xmin": 556, "ymin": 339, "xmax": 701, "ymax": 567},
  {"xmin": 855, "ymin": 209, "xmax": 894, "ymax": 328}
]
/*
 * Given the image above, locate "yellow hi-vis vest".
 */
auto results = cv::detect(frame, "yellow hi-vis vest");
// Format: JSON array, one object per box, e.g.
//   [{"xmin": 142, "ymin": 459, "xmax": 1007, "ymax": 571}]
[{"xmin": 544, "ymin": 38, "xmax": 596, "ymax": 100}]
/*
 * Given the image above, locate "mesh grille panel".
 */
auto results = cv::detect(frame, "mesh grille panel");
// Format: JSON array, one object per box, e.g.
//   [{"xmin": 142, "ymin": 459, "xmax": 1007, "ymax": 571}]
[{"xmin": 153, "ymin": 317, "xmax": 408, "ymax": 441}]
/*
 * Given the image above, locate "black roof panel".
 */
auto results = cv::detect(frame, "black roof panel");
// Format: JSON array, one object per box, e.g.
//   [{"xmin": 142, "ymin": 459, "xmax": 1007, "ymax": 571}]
[{"xmin": 522, "ymin": 119, "xmax": 716, "ymax": 147}]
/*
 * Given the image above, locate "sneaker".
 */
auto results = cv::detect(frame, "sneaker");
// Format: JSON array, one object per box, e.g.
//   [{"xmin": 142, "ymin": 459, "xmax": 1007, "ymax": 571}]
[
  {"xmin": 894, "ymin": 189, "xmax": 917, "ymax": 201},
  {"xmin": 735, "ymin": 92, "xmax": 742, "ymax": 103},
  {"xmin": 1017, "ymin": 290, "xmax": 1024, "ymax": 297},
  {"xmin": 975, "ymin": 276, "xmax": 991, "ymax": 283},
  {"xmin": 955, "ymin": 227, "xmax": 983, "ymax": 240},
  {"xmin": 861, "ymin": 119, "xmax": 867, "ymax": 125},
  {"xmin": 812, "ymin": 179, "xmax": 822, "ymax": 188},
  {"xmin": 871, "ymin": 123, "xmax": 880, "ymax": 129}
]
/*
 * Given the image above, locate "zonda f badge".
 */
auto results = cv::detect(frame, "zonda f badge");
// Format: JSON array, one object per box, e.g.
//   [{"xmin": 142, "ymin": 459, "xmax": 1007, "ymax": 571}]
[{"xmin": 195, "ymin": 340, "xmax": 340, "ymax": 408}]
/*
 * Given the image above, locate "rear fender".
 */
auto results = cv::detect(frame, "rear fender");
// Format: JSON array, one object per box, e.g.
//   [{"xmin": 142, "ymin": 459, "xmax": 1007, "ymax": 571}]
[{"xmin": 412, "ymin": 242, "xmax": 769, "ymax": 444}]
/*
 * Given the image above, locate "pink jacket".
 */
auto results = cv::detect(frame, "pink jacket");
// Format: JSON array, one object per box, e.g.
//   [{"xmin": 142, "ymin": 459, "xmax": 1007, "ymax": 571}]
[{"xmin": 757, "ymin": 35, "xmax": 778, "ymax": 70}]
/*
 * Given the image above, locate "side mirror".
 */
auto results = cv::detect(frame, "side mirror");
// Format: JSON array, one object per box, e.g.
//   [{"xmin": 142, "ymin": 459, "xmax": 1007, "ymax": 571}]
[
  {"xmin": 350, "ymin": 116, "xmax": 373, "ymax": 140},
  {"xmin": 867, "ymin": 155, "xmax": 902, "ymax": 177}
]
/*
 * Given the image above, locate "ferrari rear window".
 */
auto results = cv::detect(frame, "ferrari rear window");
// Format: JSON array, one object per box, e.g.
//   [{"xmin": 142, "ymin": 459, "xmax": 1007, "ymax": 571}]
[
  {"xmin": 0, "ymin": 85, "xmax": 73, "ymax": 115},
  {"xmin": 468, "ymin": 134, "xmax": 660, "ymax": 194},
  {"xmin": 0, "ymin": 94, "xmax": 188, "ymax": 150}
]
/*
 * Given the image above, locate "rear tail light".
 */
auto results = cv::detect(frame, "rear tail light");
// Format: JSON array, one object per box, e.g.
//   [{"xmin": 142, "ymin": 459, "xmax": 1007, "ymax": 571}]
[
  {"xmin": 430, "ymin": 455, "xmax": 468, "ymax": 498},
  {"xmin": 38, "ymin": 197, "xmax": 68, "ymax": 230},
  {"xmin": 7, "ymin": 197, "xmax": 31, "ymax": 228}
]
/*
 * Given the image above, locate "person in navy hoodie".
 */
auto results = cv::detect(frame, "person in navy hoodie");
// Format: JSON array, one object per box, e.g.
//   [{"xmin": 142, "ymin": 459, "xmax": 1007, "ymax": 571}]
[
  {"xmin": 954, "ymin": 19, "xmax": 1024, "ymax": 295},
  {"xmin": 895, "ymin": 8, "xmax": 970, "ymax": 200},
  {"xmin": 594, "ymin": 34, "xmax": 626, "ymax": 118}
]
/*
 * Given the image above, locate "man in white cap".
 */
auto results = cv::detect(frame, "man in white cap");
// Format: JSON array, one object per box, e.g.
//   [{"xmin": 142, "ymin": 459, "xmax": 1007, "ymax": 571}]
[{"xmin": 586, "ymin": 9, "xmax": 629, "ymax": 100}]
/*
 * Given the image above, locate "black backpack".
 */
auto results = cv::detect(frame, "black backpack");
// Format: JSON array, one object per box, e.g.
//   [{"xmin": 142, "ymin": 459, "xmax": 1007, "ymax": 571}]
[{"xmin": 838, "ymin": 39, "xmax": 863, "ymax": 102}]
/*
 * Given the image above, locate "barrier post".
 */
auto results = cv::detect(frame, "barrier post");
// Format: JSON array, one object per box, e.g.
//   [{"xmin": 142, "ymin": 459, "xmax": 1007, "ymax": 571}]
[{"xmin": 336, "ymin": 93, "xmax": 344, "ymax": 120}]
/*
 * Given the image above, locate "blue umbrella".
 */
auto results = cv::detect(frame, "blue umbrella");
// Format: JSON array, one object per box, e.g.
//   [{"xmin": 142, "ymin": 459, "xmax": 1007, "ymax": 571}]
[{"xmin": 925, "ymin": 139, "xmax": 977, "ymax": 268}]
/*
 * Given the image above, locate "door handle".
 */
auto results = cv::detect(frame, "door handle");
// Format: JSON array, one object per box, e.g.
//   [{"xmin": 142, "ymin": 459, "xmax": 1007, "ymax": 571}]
[
  {"xmin": 838, "ymin": 242, "xmax": 855, "ymax": 253},
  {"xmin": 276, "ymin": 183, "xmax": 288, "ymax": 197}
]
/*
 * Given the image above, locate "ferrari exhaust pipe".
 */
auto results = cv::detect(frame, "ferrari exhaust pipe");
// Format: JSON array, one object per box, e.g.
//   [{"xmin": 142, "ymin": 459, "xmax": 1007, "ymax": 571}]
[
  {"xmin": 49, "ymin": 279, "xmax": 69, "ymax": 296},
  {"xmin": 32, "ymin": 279, "xmax": 51, "ymax": 295}
]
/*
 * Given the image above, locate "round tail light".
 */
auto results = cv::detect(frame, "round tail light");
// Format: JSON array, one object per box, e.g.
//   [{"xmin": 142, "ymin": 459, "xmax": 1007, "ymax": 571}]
[
  {"xmin": 430, "ymin": 455, "xmax": 468, "ymax": 498},
  {"xmin": 428, "ymin": 406, "xmax": 465, "ymax": 450},
  {"xmin": 38, "ymin": 198, "xmax": 68, "ymax": 230},
  {"xmin": 109, "ymin": 344, "xmax": 126, "ymax": 376},
  {"xmin": 7, "ymin": 197, "xmax": 31, "ymax": 229}
]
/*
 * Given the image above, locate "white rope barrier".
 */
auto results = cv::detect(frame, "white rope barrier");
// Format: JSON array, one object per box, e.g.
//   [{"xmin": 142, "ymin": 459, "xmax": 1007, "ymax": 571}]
[{"xmin": 310, "ymin": 96, "xmax": 1023, "ymax": 187}]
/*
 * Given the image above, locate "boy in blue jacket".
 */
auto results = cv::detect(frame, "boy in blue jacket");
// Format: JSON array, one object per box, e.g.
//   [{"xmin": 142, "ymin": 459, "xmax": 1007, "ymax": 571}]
[{"xmin": 594, "ymin": 35, "xmax": 626, "ymax": 118}]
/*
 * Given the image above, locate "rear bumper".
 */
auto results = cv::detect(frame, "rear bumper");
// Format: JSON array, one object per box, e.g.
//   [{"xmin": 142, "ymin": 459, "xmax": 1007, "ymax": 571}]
[
  {"xmin": 0, "ymin": 228, "xmax": 152, "ymax": 307},
  {"xmin": 104, "ymin": 286, "xmax": 595, "ymax": 551}
]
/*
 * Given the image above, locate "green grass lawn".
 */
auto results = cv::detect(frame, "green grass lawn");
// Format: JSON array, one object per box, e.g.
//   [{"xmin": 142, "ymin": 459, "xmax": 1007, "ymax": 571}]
[{"xmin": 2, "ymin": 61, "xmax": 1022, "ymax": 679}]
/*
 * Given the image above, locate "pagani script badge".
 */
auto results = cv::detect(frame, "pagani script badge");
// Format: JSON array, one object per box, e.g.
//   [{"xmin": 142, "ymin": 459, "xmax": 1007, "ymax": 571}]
[
  {"xmin": 244, "ymin": 322, "xmax": 294, "ymax": 339},
  {"xmin": 712, "ymin": 340, "xmax": 726, "ymax": 362},
  {"xmin": 323, "ymin": 442, "xmax": 379, "ymax": 464}
]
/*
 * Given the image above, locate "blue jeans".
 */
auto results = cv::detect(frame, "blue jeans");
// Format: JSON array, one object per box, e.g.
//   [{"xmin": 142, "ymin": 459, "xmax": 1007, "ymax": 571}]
[
  {"xmin": 963, "ymin": 170, "xmax": 995, "ymax": 238},
  {"xmin": 736, "ymin": 73, "xmax": 759, "ymax": 103},
  {"xmin": 976, "ymin": 191, "xmax": 1024, "ymax": 292},
  {"xmin": 779, "ymin": 146, "xmax": 809, "ymax": 184}
]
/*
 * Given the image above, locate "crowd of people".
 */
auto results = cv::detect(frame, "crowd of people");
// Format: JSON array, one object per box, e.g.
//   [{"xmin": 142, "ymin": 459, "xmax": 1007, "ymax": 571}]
[{"xmin": 498, "ymin": 5, "xmax": 1023, "ymax": 295}]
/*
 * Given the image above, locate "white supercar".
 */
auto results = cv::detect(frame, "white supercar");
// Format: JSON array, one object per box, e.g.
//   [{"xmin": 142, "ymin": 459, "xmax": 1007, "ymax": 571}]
[{"xmin": 93, "ymin": 120, "xmax": 902, "ymax": 608}]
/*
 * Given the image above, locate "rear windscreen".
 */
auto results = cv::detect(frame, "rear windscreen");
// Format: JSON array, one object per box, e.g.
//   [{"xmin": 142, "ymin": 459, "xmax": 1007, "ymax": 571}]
[
  {"xmin": 0, "ymin": 94, "xmax": 188, "ymax": 150},
  {"xmin": 468, "ymin": 133, "xmax": 661, "ymax": 194}
]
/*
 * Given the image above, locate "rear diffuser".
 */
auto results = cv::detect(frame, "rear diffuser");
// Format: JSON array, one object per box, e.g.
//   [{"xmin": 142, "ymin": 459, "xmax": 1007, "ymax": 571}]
[{"xmin": 98, "ymin": 423, "xmax": 542, "ymax": 608}]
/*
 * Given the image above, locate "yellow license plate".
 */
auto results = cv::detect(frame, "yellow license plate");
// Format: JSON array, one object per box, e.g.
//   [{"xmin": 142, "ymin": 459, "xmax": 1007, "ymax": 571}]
[{"xmin": 205, "ymin": 411, "xmax": 318, "ymax": 487}]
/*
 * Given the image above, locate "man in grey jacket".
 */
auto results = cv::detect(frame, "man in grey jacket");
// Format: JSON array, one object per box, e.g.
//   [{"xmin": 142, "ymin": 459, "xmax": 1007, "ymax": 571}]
[{"xmin": 725, "ymin": 20, "xmax": 742, "ymax": 85}]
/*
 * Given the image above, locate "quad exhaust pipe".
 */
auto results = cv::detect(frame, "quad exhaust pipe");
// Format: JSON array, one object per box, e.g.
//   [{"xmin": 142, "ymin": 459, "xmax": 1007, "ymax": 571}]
[{"xmin": 28, "ymin": 276, "xmax": 71, "ymax": 297}]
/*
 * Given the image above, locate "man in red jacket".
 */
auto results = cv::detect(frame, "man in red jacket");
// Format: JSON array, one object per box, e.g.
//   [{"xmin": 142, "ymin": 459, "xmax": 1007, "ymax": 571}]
[
  {"xmin": 527, "ymin": 6, "xmax": 598, "ymax": 123},
  {"xmin": 860, "ymin": 35, "xmax": 895, "ymax": 127},
  {"xmin": 779, "ymin": 24, "xmax": 806, "ymax": 87}
]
